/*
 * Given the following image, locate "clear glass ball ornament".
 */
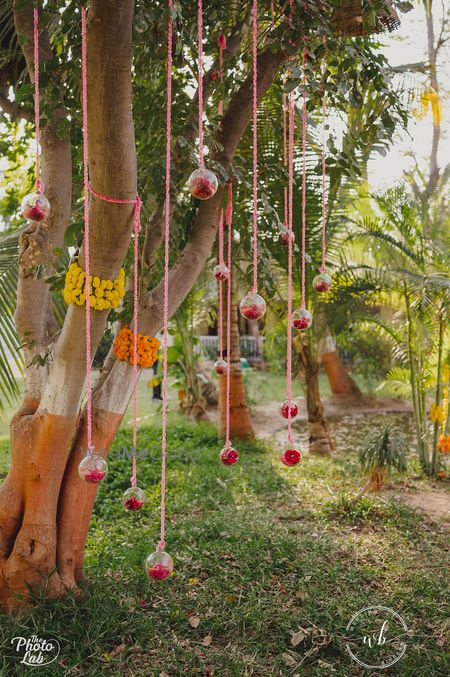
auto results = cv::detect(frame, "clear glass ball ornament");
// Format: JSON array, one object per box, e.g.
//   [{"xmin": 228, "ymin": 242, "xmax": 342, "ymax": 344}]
[
  {"xmin": 239, "ymin": 292, "xmax": 266, "ymax": 321},
  {"xmin": 219, "ymin": 446, "xmax": 239, "ymax": 465},
  {"xmin": 292, "ymin": 308, "xmax": 312, "ymax": 331},
  {"xmin": 214, "ymin": 263, "xmax": 229, "ymax": 281},
  {"xmin": 122, "ymin": 485, "xmax": 145, "ymax": 511},
  {"xmin": 20, "ymin": 192, "xmax": 50, "ymax": 222},
  {"xmin": 280, "ymin": 446, "xmax": 302, "ymax": 466},
  {"xmin": 313, "ymin": 272, "xmax": 332, "ymax": 293},
  {"xmin": 145, "ymin": 550, "xmax": 174, "ymax": 580},
  {"xmin": 187, "ymin": 167, "xmax": 218, "ymax": 200},
  {"xmin": 280, "ymin": 399, "xmax": 299, "ymax": 419},
  {"xmin": 278, "ymin": 224, "xmax": 295, "ymax": 247},
  {"xmin": 214, "ymin": 358, "xmax": 228, "ymax": 375},
  {"xmin": 78, "ymin": 453, "xmax": 108, "ymax": 484}
]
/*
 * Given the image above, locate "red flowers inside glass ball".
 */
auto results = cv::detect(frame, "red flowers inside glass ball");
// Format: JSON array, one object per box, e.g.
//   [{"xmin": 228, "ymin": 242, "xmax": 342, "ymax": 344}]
[
  {"xmin": 187, "ymin": 168, "xmax": 218, "ymax": 200},
  {"xmin": 292, "ymin": 308, "xmax": 312, "ymax": 331},
  {"xmin": 280, "ymin": 399, "xmax": 299, "ymax": 419},
  {"xmin": 313, "ymin": 272, "xmax": 332, "ymax": 293},
  {"xmin": 122, "ymin": 486, "xmax": 145, "ymax": 511},
  {"xmin": 280, "ymin": 447, "xmax": 302, "ymax": 466},
  {"xmin": 78, "ymin": 453, "xmax": 108, "ymax": 484},
  {"xmin": 214, "ymin": 358, "xmax": 228, "ymax": 375},
  {"xmin": 145, "ymin": 550, "xmax": 174, "ymax": 581},
  {"xmin": 214, "ymin": 263, "xmax": 229, "ymax": 281},
  {"xmin": 20, "ymin": 192, "xmax": 50, "ymax": 222},
  {"xmin": 278, "ymin": 224, "xmax": 295, "ymax": 247},
  {"xmin": 219, "ymin": 446, "xmax": 238, "ymax": 465},
  {"xmin": 240, "ymin": 292, "xmax": 266, "ymax": 320}
]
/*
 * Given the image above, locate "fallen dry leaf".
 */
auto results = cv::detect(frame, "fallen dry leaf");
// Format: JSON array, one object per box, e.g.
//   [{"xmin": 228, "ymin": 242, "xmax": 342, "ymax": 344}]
[
  {"xmin": 202, "ymin": 634, "xmax": 213, "ymax": 647},
  {"xmin": 188, "ymin": 614, "xmax": 201, "ymax": 629},
  {"xmin": 282, "ymin": 652, "xmax": 297, "ymax": 667},
  {"xmin": 290, "ymin": 629, "xmax": 307, "ymax": 646}
]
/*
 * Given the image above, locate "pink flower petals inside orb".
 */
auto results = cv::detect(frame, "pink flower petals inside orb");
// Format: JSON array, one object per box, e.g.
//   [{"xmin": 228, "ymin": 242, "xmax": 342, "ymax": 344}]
[
  {"xmin": 214, "ymin": 263, "xmax": 229, "ymax": 281},
  {"xmin": 239, "ymin": 292, "xmax": 266, "ymax": 321},
  {"xmin": 280, "ymin": 399, "xmax": 299, "ymax": 419},
  {"xmin": 278, "ymin": 225, "xmax": 295, "ymax": 247},
  {"xmin": 78, "ymin": 453, "xmax": 108, "ymax": 484},
  {"xmin": 280, "ymin": 447, "xmax": 302, "ymax": 466},
  {"xmin": 122, "ymin": 486, "xmax": 145, "ymax": 511},
  {"xmin": 313, "ymin": 272, "xmax": 332, "ymax": 293},
  {"xmin": 219, "ymin": 446, "xmax": 239, "ymax": 465},
  {"xmin": 145, "ymin": 550, "xmax": 174, "ymax": 581},
  {"xmin": 187, "ymin": 167, "xmax": 218, "ymax": 200},
  {"xmin": 20, "ymin": 192, "xmax": 50, "ymax": 222},
  {"xmin": 214, "ymin": 358, "xmax": 228, "ymax": 375},
  {"xmin": 292, "ymin": 308, "xmax": 312, "ymax": 331}
]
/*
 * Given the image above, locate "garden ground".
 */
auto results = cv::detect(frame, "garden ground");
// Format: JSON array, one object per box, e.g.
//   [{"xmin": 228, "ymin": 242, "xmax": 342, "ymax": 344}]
[{"xmin": 0, "ymin": 416, "xmax": 449, "ymax": 676}]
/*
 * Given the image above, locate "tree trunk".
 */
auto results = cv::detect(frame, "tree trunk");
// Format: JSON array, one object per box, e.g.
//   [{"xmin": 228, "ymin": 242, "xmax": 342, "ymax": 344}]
[
  {"xmin": 295, "ymin": 334, "xmax": 334, "ymax": 455},
  {"xmin": 321, "ymin": 349, "xmax": 363, "ymax": 398},
  {"xmin": 219, "ymin": 284, "xmax": 254, "ymax": 440}
]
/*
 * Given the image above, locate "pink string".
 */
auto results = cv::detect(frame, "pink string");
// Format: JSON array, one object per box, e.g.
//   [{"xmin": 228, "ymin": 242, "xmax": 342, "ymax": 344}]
[
  {"xmin": 225, "ymin": 182, "xmax": 233, "ymax": 447},
  {"xmin": 282, "ymin": 93, "xmax": 287, "ymax": 227},
  {"xmin": 197, "ymin": 0, "xmax": 204, "ymax": 167},
  {"xmin": 81, "ymin": 7, "xmax": 93, "ymax": 453},
  {"xmin": 271, "ymin": 0, "xmax": 275, "ymax": 25},
  {"xmin": 158, "ymin": 0, "xmax": 173, "ymax": 552},
  {"xmin": 321, "ymin": 92, "xmax": 327, "ymax": 273},
  {"xmin": 218, "ymin": 34, "xmax": 225, "ymax": 117},
  {"xmin": 301, "ymin": 46, "xmax": 307, "ymax": 309},
  {"xmin": 251, "ymin": 0, "xmax": 258, "ymax": 294},
  {"xmin": 286, "ymin": 91, "xmax": 295, "ymax": 443},
  {"xmin": 131, "ymin": 199, "xmax": 142, "ymax": 487},
  {"xmin": 33, "ymin": 8, "xmax": 43, "ymax": 193},
  {"xmin": 218, "ymin": 209, "xmax": 224, "ymax": 358}
]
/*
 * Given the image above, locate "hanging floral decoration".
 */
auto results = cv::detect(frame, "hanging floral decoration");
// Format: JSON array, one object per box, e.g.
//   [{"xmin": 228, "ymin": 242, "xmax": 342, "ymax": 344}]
[
  {"xmin": 437, "ymin": 435, "xmax": 450, "ymax": 454},
  {"xmin": 114, "ymin": 326, "xmax": 160, "ymax": 368},
  {"xmin": 63, "ymin": 261, "xmax": 125, "ymax": 310}
]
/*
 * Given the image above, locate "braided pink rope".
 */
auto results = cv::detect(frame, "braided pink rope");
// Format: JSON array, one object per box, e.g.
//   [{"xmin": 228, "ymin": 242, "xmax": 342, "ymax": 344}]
[
  {"xmin": 218, "ymin": 209, "xmax": 224, "ymax": 358},
  {"xmin": 321, "ymin": 92, "xmax": 327, "ymax": 273},
  {"xmin": 251, "ymin": 0, "xmax": 258, "ymax": 294},
  {"xmin": 197, "ymin": 0, "xmax": 204, "ymax": 167},
  {"xmin": 225, "ymin": 182, "xmax": 233, "ymax": 447},
  {"xmin": 158, "ymin": 0, "xmax": 173, "ymax": 552},
  {"xmin": 301, "ymin": 46, "xmax": 307, "ymax": 309},
  {"xmin": 271, "ymin": 0, "xmax": 275, "ymax": 25},
  {"xmin": 286, "ymin": 91, "xmax": 295, "ymax": 443},
  {"xmin": 33, "ymin": 8, "xmax": 43, "ymax": 193},
  {"xmin": 218, "ymin": 34, "xmax": 225, "ymax": 117},
  {"xmin": 282, "ymin": 93, "xmax": 287, "ymax": 227},
  {"xmin": 81, "ymin": 7, "xmax": 93, "ymax": 453}
]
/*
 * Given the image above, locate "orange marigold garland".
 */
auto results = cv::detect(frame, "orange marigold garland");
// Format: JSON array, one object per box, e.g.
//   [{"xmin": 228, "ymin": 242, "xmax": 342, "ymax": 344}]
[
  {"xmin": 114, "ymin": 326, "xmax": 160, "ymax": 369},
  {"xmin": 437, "ymin": 435, "xmax": 450, "ymax": 454}
]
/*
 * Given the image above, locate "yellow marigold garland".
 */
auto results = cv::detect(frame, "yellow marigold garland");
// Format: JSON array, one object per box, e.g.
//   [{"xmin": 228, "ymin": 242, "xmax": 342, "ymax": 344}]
[
  {"xmin": 63, "ymin": 261, "xmax": 125, "ymax": 310},
  {"xmin": 114, "ymin": 325, "xmax": 160, "ymax": 369}
]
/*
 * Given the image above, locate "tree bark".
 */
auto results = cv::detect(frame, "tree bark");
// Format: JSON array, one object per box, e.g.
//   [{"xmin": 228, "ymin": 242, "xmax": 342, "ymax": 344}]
[
  {"xmin": 295, "ymin": 334, "xmax": 334, "ymax": 455},
  {"xmin": 0, "ymin": 0, "xmax": 137, "ymax": 613},
  {"xmin": 321, "ymin": 350, "xmax": 363, "ymax": 398},
  {"xmin": 219, "ymin": 283, "xmax": 254, "ymax": 440}
]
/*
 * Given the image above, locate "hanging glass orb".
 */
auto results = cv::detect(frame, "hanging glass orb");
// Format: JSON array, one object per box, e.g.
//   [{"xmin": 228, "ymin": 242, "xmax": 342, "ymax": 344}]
[
  {"xmin": 313, "ymin": 272, "xmax": 332, "ymax": 293},
  {"xmin": 78, "ymin": 453, "xmax": 108, "ymax": 484},
  {"xmin": 280, "ymin": 446, "xmax": 302, "ymax": 466},
  {"xmin": 292, "ymin": 308, "xmax": 312, "ymax": 331},
  {"xmin": 20, "ymin": 192, "xmax": 50, "ymax": 222},
  {"xmin": 214, "ymin": 358, "xmax": 228, "ymax": 375},
  {"xmin": 145, "ymin": 550, "xmax": 174, "ymax": 580},
  {"xmin": 280, "ymin": 399, "xmax": 299, "ymax": 419},
  {"xmin": 219, "ymin": 446, "xmax": 239, "ymax": 465},
  {"xmin": 278, "ymin": 224, "xmax": 295, "ymax": 247},
  {"xmin": 214, "ymin": 263, "xmax": 229, "ymax": 281},
  {"xmin": 122, "ymin": 486, "xmax": 145, "ymax": 511},
  {"xmin": 187, "ymin": 167, "xmax": 218, "ymax": 200},
  {"xmin": 240, "ymin": 292, "xmax": 266, "ymax": 321}
]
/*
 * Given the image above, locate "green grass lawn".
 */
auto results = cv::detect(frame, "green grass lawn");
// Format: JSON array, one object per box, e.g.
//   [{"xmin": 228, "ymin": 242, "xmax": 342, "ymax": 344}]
[{"xmin": 0, "ymin": 422, "xmax": 448, "ymax": 676}]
